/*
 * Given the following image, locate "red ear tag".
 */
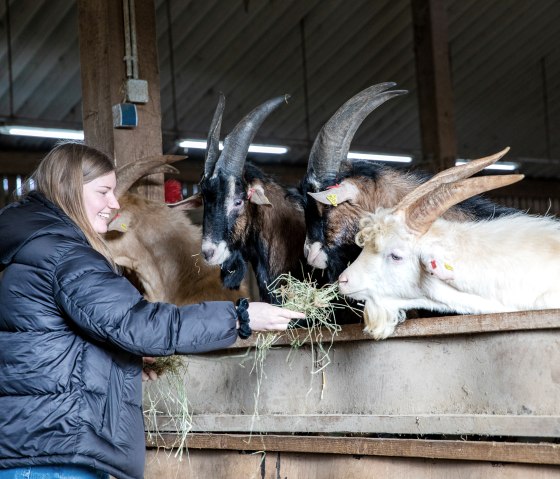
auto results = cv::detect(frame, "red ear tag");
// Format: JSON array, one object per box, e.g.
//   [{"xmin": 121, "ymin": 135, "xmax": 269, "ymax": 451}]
[{"xmin": 430, "ymin": 260, "xmax": 437, "ymax": 269}]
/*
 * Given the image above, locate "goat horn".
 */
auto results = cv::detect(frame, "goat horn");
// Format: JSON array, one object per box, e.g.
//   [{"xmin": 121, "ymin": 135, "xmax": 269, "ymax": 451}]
[
  {"xmin": 396, "ymin": 147, "xmax": 511, "ymax": 214},
  {"xmin": 204, "ymin": 93, "xmax": 226, "ymax": 178},
  {"xmin": 214, "ymin": 95, "xmax": 290, "ymax": 177},
  {"xmin": 402, "ymin": 174, "xmax": 524, "ymax": 236},
  {"xmin": 114, "ymin": 155, "xmax": 186, "ymax": 198},
  {"xmin": 307, "ymin": 83, "xmax": 407, "ymax": 184}
]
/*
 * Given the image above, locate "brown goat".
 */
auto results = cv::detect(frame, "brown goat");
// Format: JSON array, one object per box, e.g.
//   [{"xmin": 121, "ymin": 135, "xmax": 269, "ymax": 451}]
[{"xmin": 104, "ymin": 193, "xmax": 248, "ymax": 305}]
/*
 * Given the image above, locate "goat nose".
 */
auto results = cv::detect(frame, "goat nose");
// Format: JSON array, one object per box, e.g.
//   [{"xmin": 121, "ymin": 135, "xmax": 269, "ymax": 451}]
[
  {"xmin": 338, "ymin": 273, "xmax": 348, "ymax": 284},
  {"xmin": 202, "ymin": 247, "xmax": 215, "ymax": 262}
]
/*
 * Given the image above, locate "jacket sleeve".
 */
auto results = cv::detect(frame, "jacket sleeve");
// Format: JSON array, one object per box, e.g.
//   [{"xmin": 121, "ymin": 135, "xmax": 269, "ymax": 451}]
[{"xmin": 52, "ymin": 243, "xmax": 238, "ymax": 356}]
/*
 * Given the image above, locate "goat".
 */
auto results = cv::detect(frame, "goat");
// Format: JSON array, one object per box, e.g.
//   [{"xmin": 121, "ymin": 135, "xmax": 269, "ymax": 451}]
[
  {"xmin": 191, "ymin": 94, "xmax": 316, "ymax": 303},
  {"xmin": 338, "ymin": 148, "xmax": 560, "ymax": 339},
  {"xmin": 301, "ymin": 83, "xmax": 517, "ymax": 283},
  {"xmin": 104, "ymin": 157, "xmax": 247, "ymax": 304}
]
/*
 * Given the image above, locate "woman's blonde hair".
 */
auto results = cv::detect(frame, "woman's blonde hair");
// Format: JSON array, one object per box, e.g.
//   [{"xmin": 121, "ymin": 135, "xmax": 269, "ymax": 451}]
[{"xmin": 30, "ymin": 141, "xmax": 117, "ymax": 268}]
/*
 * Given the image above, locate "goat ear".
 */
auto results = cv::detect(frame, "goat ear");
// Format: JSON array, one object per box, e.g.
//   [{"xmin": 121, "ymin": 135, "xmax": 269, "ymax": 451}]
[
  {"xmin": 307, "ymin": 181, "xmax": 359, "ymax": 206},
  {"xmin": 169, "ymin": 192, "xmax": 203, "ymax": 210},
  {"xmin": 248, "ymin": 184, "xmax": 272, "ymax": 206},
  {"xmin": 420, "ymin": 251, "xmax": 455, "ymax": 281},
  {"xmin": 107, "ymin": 210, "xmax": 134, "ymax": 233}
]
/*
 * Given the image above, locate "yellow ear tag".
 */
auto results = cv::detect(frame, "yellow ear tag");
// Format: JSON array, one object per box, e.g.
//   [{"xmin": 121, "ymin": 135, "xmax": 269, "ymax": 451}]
[
  {"xmin": 444, "ymin": 262, "xmax": 454, "ymax": 271},
  {"xmin": 326, "ymin": 193, "xmax": 338, "ymax": 207},
  {"xmin": 120, "ymin": 223, "xmax": 128, "ymax": 232}
]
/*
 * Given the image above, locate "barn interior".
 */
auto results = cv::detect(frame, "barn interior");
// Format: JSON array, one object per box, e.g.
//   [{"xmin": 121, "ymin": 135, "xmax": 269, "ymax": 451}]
[{"xmin": 1, "ymin": 1, "xmax": 559, "ymax": 478}]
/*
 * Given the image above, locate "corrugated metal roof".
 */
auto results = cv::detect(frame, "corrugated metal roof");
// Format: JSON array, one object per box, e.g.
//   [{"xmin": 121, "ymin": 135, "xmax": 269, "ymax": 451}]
[{"xmin": 0, "ymin": 0, "xmax": 559, "ymax": 179}]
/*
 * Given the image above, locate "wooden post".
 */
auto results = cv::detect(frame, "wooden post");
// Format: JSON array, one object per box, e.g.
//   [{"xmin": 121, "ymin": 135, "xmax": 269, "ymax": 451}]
[
  {"xmin": 77, "ymin": 0, "xmax": 164, "ymax": 200},
  {"xmin": 411, "ymin": 0, "xmax": 456, "ymax": 173}
]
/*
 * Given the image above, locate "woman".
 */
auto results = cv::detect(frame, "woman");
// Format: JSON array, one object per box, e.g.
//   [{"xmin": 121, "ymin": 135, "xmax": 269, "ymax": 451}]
[{"xmin": 0, "ymin": 142, "xmax": 304, "ymax": 479}]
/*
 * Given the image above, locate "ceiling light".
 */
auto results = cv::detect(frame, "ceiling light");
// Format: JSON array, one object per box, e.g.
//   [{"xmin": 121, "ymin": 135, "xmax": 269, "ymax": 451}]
[
  {"xmin": 0, "ymin": 125, "xmax": 84, "ymax": 140},
  {"xmin": 347, "ymin": 152, "xmax": 412, "ymax": 163},
  {"xmin": 455, "ymin": 160, "xmax": 519, "ymax": 171},
  {"xmin": 178, "ymin": 139, "xmax": 288, "ymax": 155}
]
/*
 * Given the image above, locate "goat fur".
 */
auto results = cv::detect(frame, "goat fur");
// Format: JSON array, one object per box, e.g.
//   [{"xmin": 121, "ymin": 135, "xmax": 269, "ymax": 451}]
[
  {"xmin": 105, "ymin": 193, "xmax": 248, "ymax": 305},
  {"xmin": 340, "ymin": 210, "xmax": 560, "ymax": 339}
]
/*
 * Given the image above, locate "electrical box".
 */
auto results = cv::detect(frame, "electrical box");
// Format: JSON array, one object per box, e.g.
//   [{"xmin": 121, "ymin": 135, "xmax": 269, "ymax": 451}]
[
  {"xmin": 125, "ymin": 79, "xmax": 149, "ymax": 104},
  {"xmin": 112, "ymin": 103, "xmax": 138, "ymax": 129}
]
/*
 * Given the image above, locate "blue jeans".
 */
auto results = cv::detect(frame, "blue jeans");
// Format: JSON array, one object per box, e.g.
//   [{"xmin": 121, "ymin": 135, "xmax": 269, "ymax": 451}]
[{"xmin": 0, "ymin": 466, "xmax": 108, "ymax": 479}]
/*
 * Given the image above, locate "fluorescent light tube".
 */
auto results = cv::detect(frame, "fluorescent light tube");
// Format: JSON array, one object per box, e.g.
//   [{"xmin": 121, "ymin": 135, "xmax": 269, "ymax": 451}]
[
  {"xmin": 348, "ymin": 152, "xmax": 412, "ymax": 163},
  {"xmin": 0, "ymin": 125, "xmax": 84, "ymax": 140},
  {"xmin": 178, "ymin": 139, "xmax": 288, "ymax": 155},
  {"xmin": 456, "ymin": 160, "xmax": 518, "ymax": 171}
]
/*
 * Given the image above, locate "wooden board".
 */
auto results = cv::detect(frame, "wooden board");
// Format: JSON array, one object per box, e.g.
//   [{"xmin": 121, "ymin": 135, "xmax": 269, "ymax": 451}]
[
  {"xmin": 144, "ymin": 311, "xmax": 560, "ymax": 439},
  {"xmin": 147, "ymin": 434, "xmax": 560, "ymax": 465},
  {"xmin": 144, "ymin": 449, "xmax": 560, "ymax": 479}
]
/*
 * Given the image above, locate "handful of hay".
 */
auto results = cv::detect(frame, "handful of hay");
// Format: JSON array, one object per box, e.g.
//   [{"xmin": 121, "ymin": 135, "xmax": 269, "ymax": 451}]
[{"xmin": 268, "ymin": 272, "xmax": 345, "ymax": 342}]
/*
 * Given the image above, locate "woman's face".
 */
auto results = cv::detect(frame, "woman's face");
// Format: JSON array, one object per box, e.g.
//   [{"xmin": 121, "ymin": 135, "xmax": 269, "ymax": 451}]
[{"xmin": 82, "ymin": 171, "xmax": 120, "ymax": 233}]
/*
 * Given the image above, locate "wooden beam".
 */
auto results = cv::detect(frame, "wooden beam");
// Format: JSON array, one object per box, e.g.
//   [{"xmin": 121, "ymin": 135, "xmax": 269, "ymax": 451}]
[
  {"xmin": 225, "ymin": 309, "xmax": 560, "ymax": 350},
  {"xmin": 77, "ymin": 0, "xmax": 164, "ymax": 200},
  {"xmin": 147, "ymin": 434, "xmax": 560, "ymax": 465},
  {"xmin": 411, "ymin": 0, "xmax": 456, "ymax": 172}
]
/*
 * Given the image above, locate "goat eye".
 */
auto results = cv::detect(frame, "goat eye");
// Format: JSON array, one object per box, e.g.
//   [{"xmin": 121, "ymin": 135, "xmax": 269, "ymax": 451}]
[
  {"xmin": 390, "ymin": 253, "xmax": 403, "ymax": 262},
  {"xmin": 233, "ymin": 199, "xmax": 244, "ymax": 207}
]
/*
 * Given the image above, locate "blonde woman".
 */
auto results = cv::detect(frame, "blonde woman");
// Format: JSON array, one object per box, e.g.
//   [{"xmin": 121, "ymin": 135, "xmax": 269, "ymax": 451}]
[{"xmin": 0, "ymin": 142, "xmax": 303, "ymax": 479}]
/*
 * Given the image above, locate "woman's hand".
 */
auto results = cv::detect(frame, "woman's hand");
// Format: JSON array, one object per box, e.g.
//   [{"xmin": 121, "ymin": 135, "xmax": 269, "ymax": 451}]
[
  {"xmin": 142, "ymin": 356, "xmax": 158, "ymax": 382},
  {"xmin": 246, "ymin": 302, "xmax": 305, "ymax": 331}
]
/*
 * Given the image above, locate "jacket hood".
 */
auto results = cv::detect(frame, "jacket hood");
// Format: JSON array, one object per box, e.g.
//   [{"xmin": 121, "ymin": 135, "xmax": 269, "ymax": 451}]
[{"xmin": 0, "ymin": 191, "xmax": 87, "ymax": 267}]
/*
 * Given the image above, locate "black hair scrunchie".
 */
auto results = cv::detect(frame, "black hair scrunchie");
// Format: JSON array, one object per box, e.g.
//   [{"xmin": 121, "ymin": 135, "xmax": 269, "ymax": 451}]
[{"xmin": 235, "ymin": 297, "xmax": 252, "ymax": 340}]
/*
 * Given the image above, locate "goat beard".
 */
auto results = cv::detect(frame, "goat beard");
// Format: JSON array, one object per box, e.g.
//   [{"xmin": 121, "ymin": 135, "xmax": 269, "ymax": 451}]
[
  {"xmin": 362, "ymin": 300, "xmax": 406, "ymax": 340},
  {"xmin": 220, "ymin": 250, "xmax": 247, "ymax": 290}
]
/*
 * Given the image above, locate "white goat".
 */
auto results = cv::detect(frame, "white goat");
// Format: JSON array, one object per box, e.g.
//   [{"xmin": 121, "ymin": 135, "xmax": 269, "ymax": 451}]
[{"xmin": 338, "ymin": 148, "xmax": 560, "ymax": 339}]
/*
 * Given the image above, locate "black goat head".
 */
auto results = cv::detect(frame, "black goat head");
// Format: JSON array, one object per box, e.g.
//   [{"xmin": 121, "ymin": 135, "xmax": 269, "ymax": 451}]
[
  {"xmin": 300, "ymin": 82, "xmax": 407, "ymax": 279},
  {"xmin": 198, "ymin": 94, "xmax": 289, "ymax": 287}
]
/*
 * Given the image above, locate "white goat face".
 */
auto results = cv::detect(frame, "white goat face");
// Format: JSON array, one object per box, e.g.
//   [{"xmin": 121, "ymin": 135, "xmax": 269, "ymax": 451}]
[
  {"xmin": 338, "ymin": 211, "xmax": 420, "ymax": 304},
  {"xmin": 337, "ymin": 211, "xmax": 420, "ymax": 339}
]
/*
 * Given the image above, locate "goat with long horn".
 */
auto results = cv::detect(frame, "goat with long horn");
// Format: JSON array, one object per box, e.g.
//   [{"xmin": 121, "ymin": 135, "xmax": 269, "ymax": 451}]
[
  {"xmin": 195, "ymin": 94, "xmax": 304, "ymax": 299},
  {"xmin": 300, "ymin": 83, "xmax": 517, "ymax": 285},
  {"xmin": 338, "ymin": 148, "xmax": 560, "ymax": 339}
]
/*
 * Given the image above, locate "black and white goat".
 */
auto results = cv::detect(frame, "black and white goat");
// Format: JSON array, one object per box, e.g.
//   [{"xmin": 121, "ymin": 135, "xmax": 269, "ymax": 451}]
[
  {"xmin": 338, "ymin": 149, "xmax": 560, "ymax": 339},
  {"xmin": 193, "ymin": 94, "xmax": 312, "ymax": 302}
]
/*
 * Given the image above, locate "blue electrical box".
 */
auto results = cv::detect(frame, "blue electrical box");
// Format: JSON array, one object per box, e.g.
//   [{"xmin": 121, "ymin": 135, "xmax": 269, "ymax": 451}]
[{"xmin": 112, "ymin": 103, "xmax": 138, "ymax": 129}]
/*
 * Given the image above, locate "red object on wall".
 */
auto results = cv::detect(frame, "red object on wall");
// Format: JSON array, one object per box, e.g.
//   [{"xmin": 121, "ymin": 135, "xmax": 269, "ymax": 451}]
[{"xmin": 164, "ymin": 179, "xmax": 183, "ymax": 203}]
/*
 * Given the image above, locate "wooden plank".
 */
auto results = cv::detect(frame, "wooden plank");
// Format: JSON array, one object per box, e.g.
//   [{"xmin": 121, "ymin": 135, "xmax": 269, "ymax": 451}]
[
  {"xmin": 145, "ymin": 449, "xmax": 560, "ymax": 479},
  {"xmin": 411, "ymin": 0, "xmax": 456, "ymax": 172},
  {"xmin": 226, "ymin": 309, "xmax": 560, "ymax": 350},
  {"xmin": 147, "ymin": 434, "xmax": 560, "ymax": 466},
  {"xmin": 77, "ymin": 0, "xmax": 164, "ymax": 201},
  {"xmin": 145, "ymin": 329, "xmax": 560, "ymax": 438},
  {"xmin": 175, "ymin": 414, "xmax": 560, "ymax": 438}
]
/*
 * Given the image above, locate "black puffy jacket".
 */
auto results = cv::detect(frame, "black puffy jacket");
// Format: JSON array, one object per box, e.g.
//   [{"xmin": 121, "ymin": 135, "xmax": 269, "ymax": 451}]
[{"xmin": 0, "ymin": 192, "xmax": 238, "ymax": 479}]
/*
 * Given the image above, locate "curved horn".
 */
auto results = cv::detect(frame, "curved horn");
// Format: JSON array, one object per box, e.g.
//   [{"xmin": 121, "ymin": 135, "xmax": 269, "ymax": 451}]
[
  {"xmin": 396, "ymin": 147, "xmax": 511, "ymax": 214},
  {"xmin": 402, "ymin": 174, "xmax": 523, "ymax": 236},
  {"xmin": 114, "ymin": 155, "xmax": 185, "ymax": 198},
  {"xmin": 214, "ymin": 95, "xmax": 290, "ymax": 177},
  {"xmin": 307, "ymin": 83, "xmax": 408, "ymax": 184},
  {"xmin": 204, "ymin": 93, "xmax": 225, "ymax": 178}
]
